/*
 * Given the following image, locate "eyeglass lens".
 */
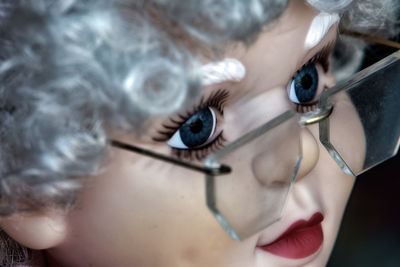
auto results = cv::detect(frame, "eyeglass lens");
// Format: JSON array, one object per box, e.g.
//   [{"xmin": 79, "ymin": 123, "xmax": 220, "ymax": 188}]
[
  {"xmin": 205, "ymin": 111, "xmax": 302, "ymax": 240},
  {"xmin": 206, "ymin": 50, "xmax": 400, "ymax": 241},
  {"xmin": 319, "ymin": 50, "xmax": 400, "ymax": 176}
]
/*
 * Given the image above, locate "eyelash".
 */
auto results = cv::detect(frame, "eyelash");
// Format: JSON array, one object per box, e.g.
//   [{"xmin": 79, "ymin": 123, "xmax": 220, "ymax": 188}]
[
  {"xmin": 309, "ymin": 41, "xmax": 335, "ymax": 72},
  {"xmin": 293, "ymin": 41, "xmax": 335, "ymax": 113},
  {"xmin": 152, "ymin": 89, "xmax": 229, "ymax": 160},
  {"xmin": 171, "ymin": 134, "xmax": 226, "ymax": 161}
]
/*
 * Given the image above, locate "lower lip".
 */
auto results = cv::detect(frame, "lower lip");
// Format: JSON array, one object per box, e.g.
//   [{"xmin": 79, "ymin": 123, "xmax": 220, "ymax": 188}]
[{"xmin": 258, "ymin": 212, "xmax": 324, "ymax": 259}]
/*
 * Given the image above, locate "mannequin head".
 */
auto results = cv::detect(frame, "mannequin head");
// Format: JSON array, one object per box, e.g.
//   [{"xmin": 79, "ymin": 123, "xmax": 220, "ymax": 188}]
[{"xmin": 0, "ymin": 0, "xmax": 398, "ymax": 266}]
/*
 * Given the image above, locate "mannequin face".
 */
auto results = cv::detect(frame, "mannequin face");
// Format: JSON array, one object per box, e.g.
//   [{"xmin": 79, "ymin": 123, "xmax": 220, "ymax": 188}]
[{"xmin": 46, "ymin": 1, "xmax": 365, "ymax": 266}]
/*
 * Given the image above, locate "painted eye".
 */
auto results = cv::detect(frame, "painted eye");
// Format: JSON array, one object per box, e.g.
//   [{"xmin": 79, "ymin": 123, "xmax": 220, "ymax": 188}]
[
  {"xmin": 288, "ymin": 63, "xmax": 319, "ymax": 104},
  {"xmin": 168, "ymin": 107, "xmax": 217, "ymax": 149}
]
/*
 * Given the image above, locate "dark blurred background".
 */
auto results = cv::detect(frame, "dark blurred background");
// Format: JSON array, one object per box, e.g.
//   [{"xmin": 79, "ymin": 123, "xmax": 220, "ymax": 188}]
[{"xmin": 328, "ymin": 41, "xmax": 400, "ymax": 267}]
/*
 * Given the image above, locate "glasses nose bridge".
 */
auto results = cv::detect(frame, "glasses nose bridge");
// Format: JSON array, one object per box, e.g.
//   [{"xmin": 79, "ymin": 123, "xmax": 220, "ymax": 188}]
[
  {"xmin": 290, "ymin": 105, "xmax": 334, "ymax": 179},
  {"xmin": 299, "ymin": 105, "xmax": 333, "ymax": 126},
  {"xmin": 295, "ymin": 127, "xmax": 320, "ymax": 180}
]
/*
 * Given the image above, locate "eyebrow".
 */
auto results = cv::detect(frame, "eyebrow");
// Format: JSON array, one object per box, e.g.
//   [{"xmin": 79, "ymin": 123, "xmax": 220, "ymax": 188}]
[
  {"xmin": 200, "ymin": 58, "xmax": 246, "ymax": 86},
  {"xmin": 305, "ymin": 12, "xmax": 340, "ymax": 49}
]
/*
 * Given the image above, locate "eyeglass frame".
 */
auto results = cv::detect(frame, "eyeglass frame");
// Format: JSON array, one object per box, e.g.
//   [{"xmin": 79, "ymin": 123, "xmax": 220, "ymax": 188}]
[
  {"xmin": 107, "ymin": 33, "xmax": 400, "ymax": 242},
  {"xmin": 109, "ymin": 32, "xmax": 399, "ymax": 177}
]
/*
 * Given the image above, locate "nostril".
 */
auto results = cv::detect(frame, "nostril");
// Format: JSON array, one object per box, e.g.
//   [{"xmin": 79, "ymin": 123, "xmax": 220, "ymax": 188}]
[{"xmin": 296, "ymin": 128, "xmax": 319, "ymax": 180}]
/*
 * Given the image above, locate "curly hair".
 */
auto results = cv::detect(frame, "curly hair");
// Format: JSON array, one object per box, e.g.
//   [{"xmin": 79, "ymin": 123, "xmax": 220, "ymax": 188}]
[
  {"xmin": 0, "ymin": 0, "xmax": 398, "ymax": 265},
  {"xmin": 0, "ymin": 0, "xmax": 291, "ymax": 217}
]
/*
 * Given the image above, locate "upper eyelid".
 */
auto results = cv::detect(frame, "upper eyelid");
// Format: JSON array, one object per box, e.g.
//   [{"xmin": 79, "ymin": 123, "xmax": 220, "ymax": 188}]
[
  {"xmin": 291, "ymin": 39, "xmax": 336, "ymax": 78},
  {"xmin": 296, "ymin": 24, "xmax": 339, "ymax": 70},
  {"xmin": 309, "ymin": 33, "xmax": 337, "ymax": 61},
  {"xmin": 198, "ymin": 89, "xmax": 230, "ymax": 114}
]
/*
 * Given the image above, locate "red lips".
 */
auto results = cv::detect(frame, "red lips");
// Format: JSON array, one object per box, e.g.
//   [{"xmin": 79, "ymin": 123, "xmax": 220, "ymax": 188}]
[{"xmin": 258, "ymin": 212, "xmax": 324, "ymax": 259}]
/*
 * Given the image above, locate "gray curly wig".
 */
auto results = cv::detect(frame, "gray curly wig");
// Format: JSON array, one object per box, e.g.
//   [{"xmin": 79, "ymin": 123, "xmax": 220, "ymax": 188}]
[{"xmin": 0, "ymin": 0, "xmax": 398, "ymax": 265}]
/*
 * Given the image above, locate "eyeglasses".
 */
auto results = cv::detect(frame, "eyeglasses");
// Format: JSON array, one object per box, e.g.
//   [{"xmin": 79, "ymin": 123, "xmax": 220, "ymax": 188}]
[{"xmin": 110, "ymin": 35, "xmax": 400, "ymax": 241}]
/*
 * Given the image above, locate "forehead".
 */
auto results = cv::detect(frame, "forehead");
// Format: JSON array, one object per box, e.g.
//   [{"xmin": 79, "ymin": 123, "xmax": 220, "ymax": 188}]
[{"xmin": 218, "ymin": 0, "xmax": 321, "ymax": 96}]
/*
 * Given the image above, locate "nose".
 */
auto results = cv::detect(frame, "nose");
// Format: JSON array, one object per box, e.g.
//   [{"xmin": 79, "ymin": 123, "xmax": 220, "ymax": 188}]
[
  {"xmin": 296, "ymin": 127, "xmax": 319, "ymax": 181},
  {"xmin": 250, "ymin": 121, "xmax": 306, "ymax": 187},
  {"xmin": 250, "ymin": 126, "xmax": 319, "ymax": 187}
]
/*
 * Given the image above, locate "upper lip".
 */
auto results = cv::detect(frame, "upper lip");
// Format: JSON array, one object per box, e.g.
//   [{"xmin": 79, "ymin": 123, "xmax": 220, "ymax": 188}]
[{"xmin": 256, "ymin": 212, "xmax": 324, "ymax": 247}]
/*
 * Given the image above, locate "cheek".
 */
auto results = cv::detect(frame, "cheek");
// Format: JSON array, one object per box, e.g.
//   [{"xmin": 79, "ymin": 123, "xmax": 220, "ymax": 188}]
[
  {"xmin": 326, "ymin": 94, "xmax": 367, "ymax": 175},
  {"xmin": 63, "ymin": 148, "xmax": 253, "ymax": 266}
]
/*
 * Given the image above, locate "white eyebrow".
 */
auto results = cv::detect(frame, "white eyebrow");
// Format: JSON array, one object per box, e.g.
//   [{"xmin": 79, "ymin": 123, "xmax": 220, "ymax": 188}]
[
  {"xmin": 305, "ymin": 12, "xmax": 340, "ymax": 49},
  {"xmin": 200, "ymin": 58, "xmax": 246, "ymax": 86}
]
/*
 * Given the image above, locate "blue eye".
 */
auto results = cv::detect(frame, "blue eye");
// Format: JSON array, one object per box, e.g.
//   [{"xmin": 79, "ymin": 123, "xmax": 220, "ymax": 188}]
[
  {"xmin": 288, "ymin": 63, "xmax": 319, "ymax": 104},
  {"xmin": 168, "ymin": 107, "xmax": 216, "ymax": 149}
]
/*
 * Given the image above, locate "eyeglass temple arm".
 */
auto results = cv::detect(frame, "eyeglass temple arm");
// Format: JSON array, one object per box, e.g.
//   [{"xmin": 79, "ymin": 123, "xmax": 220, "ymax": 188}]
[
  {"xmin": 342, "ymin": 30, "xmax": 400, "ymax": 50},
  {"xmin": 109, "ymin": 140, "xmax": 231, "ymax": 176}
]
